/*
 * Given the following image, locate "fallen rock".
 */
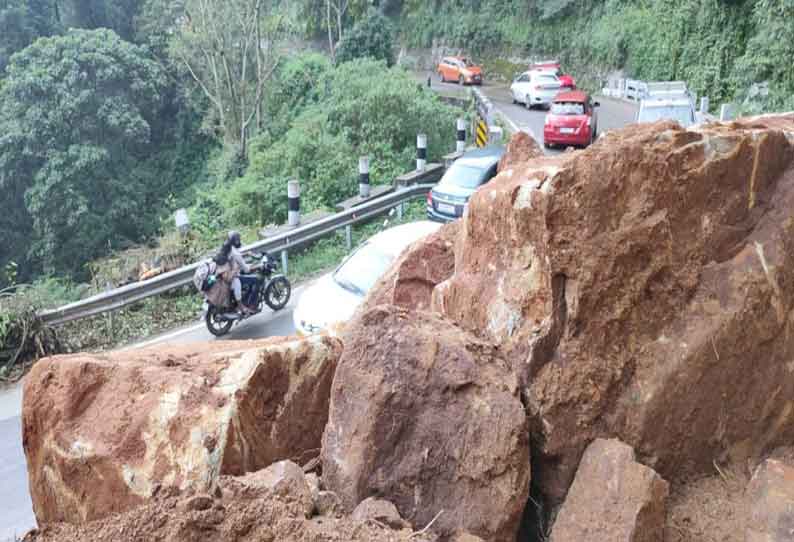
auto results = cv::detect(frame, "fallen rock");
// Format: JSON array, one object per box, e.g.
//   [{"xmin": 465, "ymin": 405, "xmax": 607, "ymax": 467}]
[
  {"xmin": 746, "ymin": 459, "xmax": 794, "ymax": 542},
  {"xmin": 549, "ymin": 438, "xmax": 668, "ymax": 542},
  {"xmin": 23, "ymin": 335, "xmax": 342, "ymax": 525},
  {"xmin": 322, "ymin": 306, "xmax": 530, "ymax": 542},
  {"xmin": 497, "ymin": 130, "xmax": 544, "ymax": 172},
  {"xmin": 316, "ymin": 490, "xmax": 343, "ymax": 517},
  {"xmin": 352, "ymin": 497, "xmax": 409, "ymax": 530},
  {"xmin": 432, "ymin": 117, "xmax": 794, "ymax": 501},
  {"xmin": 219, "ymin": 460, "xmax": 314, "ymax": 518},
  {"xmin": 361, "ymin": 221, "xmax": 458, "ymax": 313}
]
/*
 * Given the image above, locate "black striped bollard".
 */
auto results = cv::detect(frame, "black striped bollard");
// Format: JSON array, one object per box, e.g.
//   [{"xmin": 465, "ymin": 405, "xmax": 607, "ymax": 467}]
[
  {"xmin": 288, "ymin": 180, "xmax": 300, "ymax": 227},
  {"xmin": 416, "ymin": 134, "xmax": 427, "ymax": 172},
  {"xmin": 359, "ymin": 156, "xmax": 370, "ymax": 198},
  {"xmin": 456, "ymin": 118, "xmax": 466, "ymax": 153}
]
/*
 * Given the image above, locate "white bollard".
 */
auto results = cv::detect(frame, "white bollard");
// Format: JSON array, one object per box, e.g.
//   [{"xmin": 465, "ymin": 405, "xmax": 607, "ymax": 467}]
[
  {"xmin": 456, "ymin": 118, "xmax": 466, "ymax": 153},
  {"xmin": 720, "ymin": 103, "xmax": 735, "ymax": 121},
  {"xmin": 700, "ymin": 96, "xmax": 710, "ymax": 114},
  {"xmin": 287, "ymin": 180, "xmax": 300, "ymax": 227},
  {"xmin": 359, "ymin": 156, "xmax": 370, "ymax": 198},
  {"xmin": 416, "ymin": 133, "xmax": 427, "ymax": 172}
]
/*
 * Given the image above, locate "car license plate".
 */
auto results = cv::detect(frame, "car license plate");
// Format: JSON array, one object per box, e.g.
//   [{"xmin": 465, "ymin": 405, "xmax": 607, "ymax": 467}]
[
  {"xmin": 560, "ymin": 127, "xmax": 575, "ymax": 134},
  {"xmin": 437, "ymin": 202, "xmax": 456, "ymax": 215}
]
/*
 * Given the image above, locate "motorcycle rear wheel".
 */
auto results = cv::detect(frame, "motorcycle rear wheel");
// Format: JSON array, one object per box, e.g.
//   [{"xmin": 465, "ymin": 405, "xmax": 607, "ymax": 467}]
[
  {"xmin": 205, "ymin": 307, "xmax": 233, "ymax": 337},
  {"xmin": 264, "ymin": 277, "xmax": 291, "ymax": 311}
]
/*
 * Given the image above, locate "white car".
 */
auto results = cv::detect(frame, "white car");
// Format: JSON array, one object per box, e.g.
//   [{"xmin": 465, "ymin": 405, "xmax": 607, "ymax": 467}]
[
  {"xmin": 293, "ymin": 220, "xmax": 442, "ymax": 335},
  {"xmin": 511, "ymin": 70, "xmax": 563, "ymax": 110},
  {"xmin": 636, "ymin": 97, "xmax": 696, "ymax": 128}
]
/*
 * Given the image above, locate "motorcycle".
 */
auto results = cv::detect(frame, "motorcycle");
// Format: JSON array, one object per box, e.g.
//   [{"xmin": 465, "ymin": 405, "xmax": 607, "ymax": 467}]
[{"xmin": 202, "ymin": 252, "xmax": 292, "ymax": 337}]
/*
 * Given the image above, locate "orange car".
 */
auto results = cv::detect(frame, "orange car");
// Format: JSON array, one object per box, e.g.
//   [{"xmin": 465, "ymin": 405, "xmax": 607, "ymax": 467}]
[{"xmin": 437, "ymin": 56, "xmax": 483, "ymax": 85}]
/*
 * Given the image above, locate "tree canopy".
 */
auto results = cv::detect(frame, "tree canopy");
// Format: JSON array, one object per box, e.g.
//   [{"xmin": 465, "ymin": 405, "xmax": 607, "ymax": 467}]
[{"xmin": 0, "ymin": 29, "xmax": 166, "ymax": 276}]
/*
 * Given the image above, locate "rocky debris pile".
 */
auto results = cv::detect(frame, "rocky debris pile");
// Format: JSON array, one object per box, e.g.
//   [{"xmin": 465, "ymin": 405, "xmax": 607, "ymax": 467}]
[
  {"xmin": 23, "ymin": 335, "xmax": 342, "ymax": 525},
  {"xmin": 22, "ymin": 114, "xmax": 794, "ymax": 542},
  {"xmin": 24, "ymin": 460, "xmax": 440, "ymax": 542},
  {"xmin": 323, "ymin": 306, "xmax": 529, "ymax": 541}
]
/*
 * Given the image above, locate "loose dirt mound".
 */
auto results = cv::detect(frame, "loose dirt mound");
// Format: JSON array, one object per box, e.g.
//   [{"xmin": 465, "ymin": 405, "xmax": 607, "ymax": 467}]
[
  {"xmin": 24, "ymin": 462, "xmax": 436, "ymax": 542},
  {"xmin": 23, "ymin": 335, "xmax": 342, "ymax": 525}
]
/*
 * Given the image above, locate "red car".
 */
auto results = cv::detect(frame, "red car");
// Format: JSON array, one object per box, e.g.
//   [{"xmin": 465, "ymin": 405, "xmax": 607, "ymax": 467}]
[
  {"xmin": 531, "ymin": 61, "xmax": 575, "ymax": 89},
  {"xmin": 543, "ymin": 91, "xmax": 600, "ymax": 148}
]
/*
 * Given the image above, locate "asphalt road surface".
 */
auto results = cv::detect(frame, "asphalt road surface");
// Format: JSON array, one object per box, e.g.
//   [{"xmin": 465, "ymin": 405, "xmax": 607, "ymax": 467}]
[
  {"xmin": 0, "ymin": 82, "xmax": 639, "ymax": 541},
  {"xmin": 0, "ymin": 287, "xmax": 305, "ymax": 541}
]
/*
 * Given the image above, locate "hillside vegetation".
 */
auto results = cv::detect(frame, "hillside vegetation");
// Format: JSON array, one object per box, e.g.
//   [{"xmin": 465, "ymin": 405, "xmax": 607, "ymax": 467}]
[{"xmin": 400, "ymin": 0, "xmax": 793, "ymax": 111}]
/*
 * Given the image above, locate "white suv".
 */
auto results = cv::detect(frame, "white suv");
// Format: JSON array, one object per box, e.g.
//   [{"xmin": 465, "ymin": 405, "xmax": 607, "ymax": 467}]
[{"xmin": 511, "ymin": 70, "xmax": 562, "ymax": 110}]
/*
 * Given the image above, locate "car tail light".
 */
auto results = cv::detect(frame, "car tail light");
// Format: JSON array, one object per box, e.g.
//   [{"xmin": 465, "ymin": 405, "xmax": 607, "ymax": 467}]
[{"xmin": 427, "ymin": 191, "xmax": 432, "ymax": 204}]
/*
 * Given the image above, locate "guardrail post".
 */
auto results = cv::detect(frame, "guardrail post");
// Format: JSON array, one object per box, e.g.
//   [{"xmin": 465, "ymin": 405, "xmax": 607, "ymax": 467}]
[
  {"xmin": 281, "ymin": 250, "xmax": 289, "ymax": 275},
  {"xmin": 345, "ymin": 225, "xmax": 352, "ymax": 250},
  {"xmin": 456, "ymin": 118, "xmax": 466, "ymax": 152},
  {"xmin": 416, "ymin": 133, "xmax": 427, "ymax": 172},
  {"xmin": 359, "ymin": 156, "xmax": 370, "ymax": 198},
  {"xmin": 700, "ymin": 97, "xmax": 710, "ymax": 114},
  {"xmin": 288, "ymin": 180, "xmax": 300, "ymax": 227}
]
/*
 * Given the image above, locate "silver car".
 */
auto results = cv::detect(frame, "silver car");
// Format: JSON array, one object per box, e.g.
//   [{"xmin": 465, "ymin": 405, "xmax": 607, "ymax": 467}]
[
  {"xmin": 427, "ymin": 146, "xmax": 505, "ymax": 223},
  {"xmin": 511, "ymin": 70, "xmax": 563, "ymax": 110}
]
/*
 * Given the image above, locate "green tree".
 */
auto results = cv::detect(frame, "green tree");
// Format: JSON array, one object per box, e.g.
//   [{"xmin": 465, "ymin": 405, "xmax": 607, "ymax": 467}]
[
  {"xmin": 336, "ymin": 8, "xmax": 395, "ymax": 66},
  {"xmin": 0, "ymin": 28, "xmax": 167, "ymax": 276},
  {"xmin": 0, "ymin": 0, "xmax": 60, "ymax": 72},
  {"xmin": 170, "ymin": 0, "xmax": 289, "ymax": 159}
]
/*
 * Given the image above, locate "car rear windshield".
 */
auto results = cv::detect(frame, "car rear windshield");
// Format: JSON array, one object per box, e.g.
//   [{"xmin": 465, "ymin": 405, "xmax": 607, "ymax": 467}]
[
  {"xmin": 639, "ymin": 105, "xmax": 694, "ymax": 126},
  {"xmin": 461, "ymin": 58, "xmax": 475, "ymax": 67},
  {"xmin": 537, "ymin": 74, "xmax": 559, "ymax": 84},
  {"xmin": 439, "ymin": 163, "xmax": 487, "ymax": 189},
  {"xmin": 551, "ymin": 102, "xmax": 585, "ymax": 115}
]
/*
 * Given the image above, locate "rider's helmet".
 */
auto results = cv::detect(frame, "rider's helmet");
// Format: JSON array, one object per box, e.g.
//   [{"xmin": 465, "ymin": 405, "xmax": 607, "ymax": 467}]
[{"xmin": 228, "ymin": 230, "xmax": 242, "ymax": 249}]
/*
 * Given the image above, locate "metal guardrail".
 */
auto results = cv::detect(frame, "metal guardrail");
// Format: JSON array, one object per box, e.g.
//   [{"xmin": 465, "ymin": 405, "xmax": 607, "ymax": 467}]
[{"xmin": 38, "ymin": 183, "xmax": 436, "ymax": 326}]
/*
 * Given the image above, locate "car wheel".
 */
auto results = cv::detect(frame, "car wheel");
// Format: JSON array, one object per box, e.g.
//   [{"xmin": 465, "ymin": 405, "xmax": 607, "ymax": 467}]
[{"xmin": 525, "ymin": 95, "xmax": 532, "ymax": 110}]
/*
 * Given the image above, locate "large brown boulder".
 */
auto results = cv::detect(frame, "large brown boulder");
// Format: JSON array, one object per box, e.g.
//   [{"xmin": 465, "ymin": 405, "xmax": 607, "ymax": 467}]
[
  {"xmin": 432, "ymin": 117, "xmax": 794, "ymax": 500},
  {"xmin": 322, "ymin": 305, "xmax": 530, "ymax": 542},
  {"xmin": 745, "ymin": 459, "xmax": 794, "ymax": 542},
  {"xmin": 23, "ymin": 335, "xmax": 342, "ymax": 525},
  {"xmin": 549, "ymin": 438, "xmax": 668, "ymax": 542}
]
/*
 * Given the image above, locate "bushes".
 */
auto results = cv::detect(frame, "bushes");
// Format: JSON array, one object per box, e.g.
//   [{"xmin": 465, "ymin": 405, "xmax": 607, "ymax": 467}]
[{"xmin": 215, "ymin": 57, "xmax": 463, "ymax": 227}]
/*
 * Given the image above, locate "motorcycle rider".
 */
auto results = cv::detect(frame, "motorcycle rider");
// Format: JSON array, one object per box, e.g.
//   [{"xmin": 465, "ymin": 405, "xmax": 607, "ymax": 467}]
[{"xmin": 214, "ymin": 231, "xmax": 258, "ymax": 315}]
